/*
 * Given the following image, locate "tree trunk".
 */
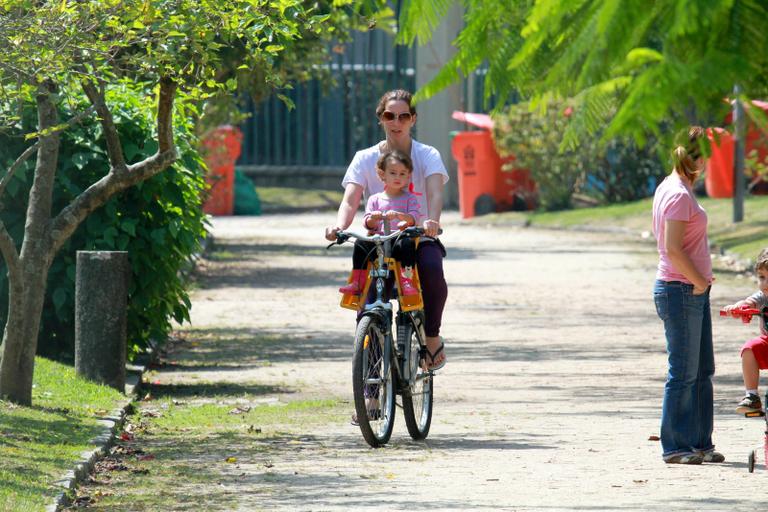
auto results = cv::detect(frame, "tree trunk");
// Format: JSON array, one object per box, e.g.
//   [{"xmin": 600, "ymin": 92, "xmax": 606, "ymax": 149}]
[
  {"xmin": 0, "ymin": 264, "xmax": 49, "ymax": 405},
  {"xmin": 0, "ymin": 81, "xmax": 59, "ymax": 405}
]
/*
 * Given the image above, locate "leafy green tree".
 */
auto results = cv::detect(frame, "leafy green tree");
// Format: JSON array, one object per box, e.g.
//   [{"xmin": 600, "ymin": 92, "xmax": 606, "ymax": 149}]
[
  {"xmin": 0, "ymin": 0, "xmax": 386, "ymax": 406},
  {"xmin": 399, "ymin": 0, "xmax": 768, "ymax": 146}
]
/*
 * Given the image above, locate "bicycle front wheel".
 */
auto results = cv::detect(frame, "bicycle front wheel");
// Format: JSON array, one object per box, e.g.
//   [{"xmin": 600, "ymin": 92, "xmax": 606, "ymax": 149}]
[
  {"xmin": 401, "ymin": 321, "xmax": 433, "ymax": 440},
  {"xmin": 352, "ymin": 315, "xmax": 395, "ymax": 447}
]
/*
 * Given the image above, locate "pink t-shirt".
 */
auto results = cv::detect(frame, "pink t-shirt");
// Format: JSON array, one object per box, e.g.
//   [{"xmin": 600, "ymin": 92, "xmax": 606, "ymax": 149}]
[
  {"xmin": 364, "ymin": 191, "xmax": 422, "ymax": 234},
  {"xmin": 652, "ymin": 174, "xmax": 712, "ymax": 283}
]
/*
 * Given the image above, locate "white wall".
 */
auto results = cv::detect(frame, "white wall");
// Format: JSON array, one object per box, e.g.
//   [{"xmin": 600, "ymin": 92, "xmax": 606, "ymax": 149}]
[{"xmin": 414, "ymin": 3, "xmax": 464, "ymax": 209}]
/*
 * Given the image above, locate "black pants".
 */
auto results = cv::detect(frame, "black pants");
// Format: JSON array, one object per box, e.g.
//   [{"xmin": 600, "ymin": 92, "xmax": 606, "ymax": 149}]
[{"xmin": 351, "ymin": 238, "xmax": 416, "ymax": 269}]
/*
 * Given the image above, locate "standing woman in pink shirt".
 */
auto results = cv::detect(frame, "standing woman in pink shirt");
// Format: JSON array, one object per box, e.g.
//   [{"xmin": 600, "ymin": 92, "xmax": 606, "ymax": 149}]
[{"xmin": 652, "ymin": 126, "xmax": 724, "ymax": 465}]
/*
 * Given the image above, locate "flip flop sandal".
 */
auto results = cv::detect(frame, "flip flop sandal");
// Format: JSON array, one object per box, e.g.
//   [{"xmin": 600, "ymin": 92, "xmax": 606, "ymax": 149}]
[{"xmin": 426, "ymin": 341, "xmax": 446, "ymax": 371}]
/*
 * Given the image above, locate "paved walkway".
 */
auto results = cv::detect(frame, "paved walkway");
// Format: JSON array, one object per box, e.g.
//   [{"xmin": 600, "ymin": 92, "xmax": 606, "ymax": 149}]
[{"xmin": 164, "ymin": 212, "xmax": 763, "ymax": 510}]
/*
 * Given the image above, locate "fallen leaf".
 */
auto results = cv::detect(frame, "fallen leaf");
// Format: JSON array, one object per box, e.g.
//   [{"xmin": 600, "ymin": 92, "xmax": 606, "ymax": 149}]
[
  {"xmin": 229, "ymin": 406, "xmax": 251, "ymax": 415},
  {"xmin": 648, "ymin": 435, "xmax": 660, "ymax": 441},
  {"xmin": 226, "ymin": 457, "xmax": 237, "ymax": 463},
  {"xmin": 119, "ymin": 432, "xmax": 134, "ymax": 442}
]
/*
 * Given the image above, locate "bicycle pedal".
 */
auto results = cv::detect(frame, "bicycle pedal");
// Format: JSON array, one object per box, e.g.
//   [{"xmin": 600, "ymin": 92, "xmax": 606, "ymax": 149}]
[{"xmin": 745, "ymin": 411, "xmax": 766, "ymax": 418}]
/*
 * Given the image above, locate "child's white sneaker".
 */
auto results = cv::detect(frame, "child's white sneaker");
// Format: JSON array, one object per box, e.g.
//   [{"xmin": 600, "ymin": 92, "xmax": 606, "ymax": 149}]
[{"xmin": 736, "ymin": 393, "xmax": 762, "ymax": 414}]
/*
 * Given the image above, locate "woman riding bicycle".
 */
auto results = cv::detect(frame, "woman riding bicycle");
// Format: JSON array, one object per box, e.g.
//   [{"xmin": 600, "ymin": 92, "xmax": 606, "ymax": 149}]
[{"xmin": 324, "ymin": 89, "xmax": 449, "ymax": 371}]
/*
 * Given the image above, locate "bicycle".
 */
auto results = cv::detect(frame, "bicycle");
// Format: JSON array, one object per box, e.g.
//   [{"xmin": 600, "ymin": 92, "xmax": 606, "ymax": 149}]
[
  {"xmin": 720, "ymin": 304, "xmax": 768, "ymax": 472},
  {"xmin": 329, "ymin": 225, "xmax": 438, "ymax": 447}
]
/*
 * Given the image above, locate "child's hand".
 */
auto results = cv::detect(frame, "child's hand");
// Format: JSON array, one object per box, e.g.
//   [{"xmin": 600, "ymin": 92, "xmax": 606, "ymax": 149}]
[
  {"xmin": 724, "ymin": 299, "xmax": 754, "ymax": 312},
  {"xmin": 383, "ymin": 210, "xmax": 400, "ymax": 221},
  {"xmin": 369, "ymin": 210, "xmax": 383, "ymax": 221}
]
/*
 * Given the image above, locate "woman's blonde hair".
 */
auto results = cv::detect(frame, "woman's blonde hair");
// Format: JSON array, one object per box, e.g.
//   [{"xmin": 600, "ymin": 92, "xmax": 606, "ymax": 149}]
[{"xmin": 672, "ymin": 126, "xmax": 706, "ymax": 181}]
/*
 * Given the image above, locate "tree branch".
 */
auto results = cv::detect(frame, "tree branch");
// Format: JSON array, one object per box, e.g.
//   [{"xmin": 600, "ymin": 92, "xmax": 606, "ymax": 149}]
[
  {"xmin": 81, "ymin": 79, "xmax": 126, "ymax": 172},
  {"xmin": 157, "ymin": 77, "xmax": 176, "ymax": 153},
  {"xmin": 0, "ymin": 142, "xmax": 38, "ymax": 199},
  {"xmin": 49, "ymin": 78, "xmax": 178, "ymax": 255},
  {"xmin": 0, "ymin": 220, "xmax": 20, "ymax": 283},
  {"xmin": 0, "ymin": 105, "xmax": 95, "ymax": 202}
]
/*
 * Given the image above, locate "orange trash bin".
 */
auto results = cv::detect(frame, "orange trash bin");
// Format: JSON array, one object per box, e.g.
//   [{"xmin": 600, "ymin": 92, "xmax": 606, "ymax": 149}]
[
  {"xmin": 451, "ymin": 129, "xmax": 500, "ymax": 218},
  {"xmin": 450, "ymin": 111, "xmax": 536, "ymax": 218},
  {"xmin": 202, "ymin": 125, "xmax": 243, "ymax": 216}
]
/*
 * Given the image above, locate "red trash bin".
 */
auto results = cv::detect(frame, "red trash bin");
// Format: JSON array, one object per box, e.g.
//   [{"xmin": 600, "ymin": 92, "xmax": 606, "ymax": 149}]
[
  {"xmin": 705, "ymin": 128, "xmax": 734, "ymax": 198},
  {"xmin": 202, "ymin": 125, "xmax": 243, "ymax": 216},
  {"xmin": 706, "ymin": 100, "xmax": 768, "ymax": 198},
  {"xmin": 450, "ymin": 111, "xmax": 536, "ymax": 218}
]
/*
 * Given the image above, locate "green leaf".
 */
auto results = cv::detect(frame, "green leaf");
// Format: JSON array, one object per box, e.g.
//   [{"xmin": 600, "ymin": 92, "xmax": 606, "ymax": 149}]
[
  {"xmin": 120, "ymin": 220, "xmax": 137, "ymax": 236},
  {"xmin": 52, "ymin": 288, "xmax": 67, "ymax": 310},
  {"xmin": 624, "ymin": 47, "xmax": 663, "ymax": 68}
]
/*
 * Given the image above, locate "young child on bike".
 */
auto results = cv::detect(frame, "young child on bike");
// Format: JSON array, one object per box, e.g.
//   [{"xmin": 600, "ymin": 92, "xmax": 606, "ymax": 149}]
[
  {"xmin": 722, "ymin": 247, "xmax": 768, "ymax": 414},
  {"xmin": 339, "ymin": 150, "xmax": 421, "ymax": 297}
]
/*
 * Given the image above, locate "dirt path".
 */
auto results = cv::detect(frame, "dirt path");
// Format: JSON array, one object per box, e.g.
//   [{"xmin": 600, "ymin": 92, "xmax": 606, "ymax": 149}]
[{"xmin": 142, "ymin": 212, "xmax": 764, "ymax": 510}]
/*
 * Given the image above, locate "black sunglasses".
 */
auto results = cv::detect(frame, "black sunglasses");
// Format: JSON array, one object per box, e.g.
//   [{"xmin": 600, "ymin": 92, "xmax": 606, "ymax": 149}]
[{"xmin": 380, "ymin": 110, "xmax": 413, "ymax": 122}]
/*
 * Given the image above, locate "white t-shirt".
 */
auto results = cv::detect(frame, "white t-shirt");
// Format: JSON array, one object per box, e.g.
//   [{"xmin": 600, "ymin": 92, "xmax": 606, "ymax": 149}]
[{"xmin": 341, "ymin": 140, "xmax": 449, "ymax": 218}]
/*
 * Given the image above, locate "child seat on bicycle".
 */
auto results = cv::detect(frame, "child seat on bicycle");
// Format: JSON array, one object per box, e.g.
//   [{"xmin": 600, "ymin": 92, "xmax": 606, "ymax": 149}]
[{"xmin": 339, "ymin": 150, "xmax": 421, "ymax": 297}]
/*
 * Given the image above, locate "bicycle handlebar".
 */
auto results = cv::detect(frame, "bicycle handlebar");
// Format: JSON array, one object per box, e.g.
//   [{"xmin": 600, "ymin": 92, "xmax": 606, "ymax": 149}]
[
  {"xmin": 327, "ymin": 226, "xmax": 442, "ymax": 248},
  {"xmin": 720, "ymin": 306, "xmax": 763, "ymax": 324}
]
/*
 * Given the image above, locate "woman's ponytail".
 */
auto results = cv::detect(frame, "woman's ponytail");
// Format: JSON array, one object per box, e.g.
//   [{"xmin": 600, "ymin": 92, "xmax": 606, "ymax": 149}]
[{"xmin": 672, "ymin": 126, "xmax": 705, "ymax": 182}]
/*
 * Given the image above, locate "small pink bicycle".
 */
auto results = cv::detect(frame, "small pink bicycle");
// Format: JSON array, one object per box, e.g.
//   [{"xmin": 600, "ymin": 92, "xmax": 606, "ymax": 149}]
[{"xmin": 720, "ymin": 305, "xmax": 768, "ymax": 472}]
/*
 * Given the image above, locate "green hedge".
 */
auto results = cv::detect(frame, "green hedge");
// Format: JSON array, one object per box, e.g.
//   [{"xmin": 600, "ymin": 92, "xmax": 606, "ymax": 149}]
[{"xmin": 0, "ymin": 86, "xmax": 207, "ymax": 361}]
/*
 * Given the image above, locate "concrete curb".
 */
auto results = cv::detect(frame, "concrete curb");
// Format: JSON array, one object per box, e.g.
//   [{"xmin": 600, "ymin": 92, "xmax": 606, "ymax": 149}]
[{"xmin": 46, "ymin": 364, "xmax": 147, "ymax": 512}]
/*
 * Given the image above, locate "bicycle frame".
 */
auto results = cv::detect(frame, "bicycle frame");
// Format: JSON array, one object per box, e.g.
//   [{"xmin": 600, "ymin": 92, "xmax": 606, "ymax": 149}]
[{"xmin": 334, "ymin": 227, "xmax": 429, "ymax": 385}]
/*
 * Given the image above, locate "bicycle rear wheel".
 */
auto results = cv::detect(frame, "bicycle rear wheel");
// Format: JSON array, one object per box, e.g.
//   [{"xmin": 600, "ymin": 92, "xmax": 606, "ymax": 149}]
[
  {"xmin": 401, "ymin": 320, "xmax": 433, "ymax": 440},
  {"xmin": 352, "ymin": 315, "xmax": 395, "ymax": 447}
]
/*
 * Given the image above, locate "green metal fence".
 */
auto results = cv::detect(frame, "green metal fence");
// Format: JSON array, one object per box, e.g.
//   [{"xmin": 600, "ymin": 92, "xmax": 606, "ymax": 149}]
[{"xmin": 238, "ymin": 30, "xmax": 415, "ymax": 168}]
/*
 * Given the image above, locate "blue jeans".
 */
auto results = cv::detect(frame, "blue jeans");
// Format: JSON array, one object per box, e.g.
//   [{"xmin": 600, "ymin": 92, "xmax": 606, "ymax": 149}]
[{"xmin": 653, "ymin": 280, "xmax": 715, "ymax": 457}]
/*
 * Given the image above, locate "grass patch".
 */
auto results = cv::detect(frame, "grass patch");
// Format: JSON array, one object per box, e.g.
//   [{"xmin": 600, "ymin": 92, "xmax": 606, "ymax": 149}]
[
  {"xmin": 0, "ymin": 357, "xmax": 127, "ymax": 512},
  {"xmin": 148, "ymin": 398, "xmax": 342, "ymax": 432},
  {"xmin": 481, "ymin": 195, "xmax": 768, "ymax": 264},
  {"xmin": 70, "ymin": 397, "xmax": 347, "ymax": 510},
  {"xmin": 256, "ymin": 186, "xmax": 343, "ymax": 212}
]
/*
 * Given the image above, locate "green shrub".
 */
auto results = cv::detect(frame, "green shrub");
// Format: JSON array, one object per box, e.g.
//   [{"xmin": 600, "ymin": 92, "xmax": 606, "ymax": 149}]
[
  {"xmin": 492, "ymin": 99, "xmax": 665, "ymax": 210},
  {"xmin": 493, "ymin": 100, "xmax": 585, "ymax": 211},
  {"xmin": 582, "ymin": 138, "xmax": 666, "ymax": 204},
  {"xmin": 0, "ymin": 86, "xmax": 207, "ymax": 361}
]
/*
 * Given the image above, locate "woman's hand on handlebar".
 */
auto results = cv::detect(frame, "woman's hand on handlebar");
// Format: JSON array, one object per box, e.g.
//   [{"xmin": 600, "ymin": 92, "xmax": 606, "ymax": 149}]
[
  {"xmin": 324, "ymin": 225, "xmax": 341, "ymax": 242},
  {"xmin": 422, "ymin": 218, "xmax": 440, "ymax": 238}
]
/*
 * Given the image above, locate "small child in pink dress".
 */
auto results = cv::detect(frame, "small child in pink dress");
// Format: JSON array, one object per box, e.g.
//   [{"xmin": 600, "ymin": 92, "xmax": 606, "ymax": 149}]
[
  {"xmin": 723, "ymin": 247, "xmax": 768, "ymax": 414},
  {"xmin": 339, "ymin": 150, "xmax": 421, "ymax": 296}
]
